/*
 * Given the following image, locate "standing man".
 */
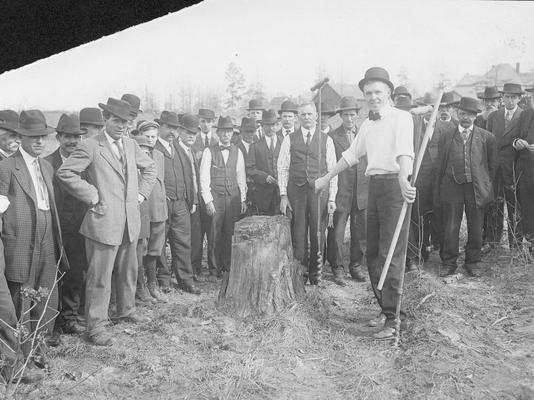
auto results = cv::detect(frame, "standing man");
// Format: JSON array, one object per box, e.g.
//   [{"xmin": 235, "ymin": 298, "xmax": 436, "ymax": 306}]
[
  {"xmin": 277, "ymin": 100, "xmax": 298, "ymax": 138},
  {"xmin": 315, "ymin": 67, "xmax": 416, "ymax": 339},
  {"xmin": 200, "ymin": 116, "xmax": 247, "ymax": 278},
  {"xmin": 236, "ymin": 117, "xmax": 258, "ymax": 215},
  {"xmin": 57, "ymin": 98, "xmax": 156, "ymax": 346},
  {"xmin": 0, "ymin": 110, "xmax": 68, "ymax": 358},
  {"xmin": 45, "ymin": 114, "xmax": 87, "ymax": 335},
  {"xmin": 435, "ymin": 97, "xmax": 497, "ymax": 277},
  {"xmin": 475, "ymin": 87, "xmax": 501, "ymax": 130},
  {"xmin": 247, "ymin": 99, "xmax": 265, "ymax": 141},
  {"xmin": 486, "ymin": 83, "xmax": 524, "ymax": 250},
  {"xmin": 392, "ymin": 86, "xmax": 412, "ymax": 103},
  {"xmin": 327, "ymin": 96, "xmax": 368, "ymax": 284},
  {"xmin": 315, "ymin": 102, "xmax": 336, "ymax": 134},
  {"xmin": 0, "ymin": 110, "xmax": 19, "ymax": 160},
  {"xmin": 192, "ymin": 108, "xmax": 218, "ymax": 162},
  {"xmin": 279, "ymin": 102, "xmax": 338, "ymax": 285},
  {"xmin": 438, "ymin": 92, "xmax": 459, "ymax": 125},
  {"xmin": 247, "ymin": 109, "xmax": 282, "ymax": 216},
  {"xmin": 121, "ymin": 93, "xmax": 142, "ymax": 135},
  {"xmin": 79, "ymin": 107, "xmax": 104, "ymax": 139}
]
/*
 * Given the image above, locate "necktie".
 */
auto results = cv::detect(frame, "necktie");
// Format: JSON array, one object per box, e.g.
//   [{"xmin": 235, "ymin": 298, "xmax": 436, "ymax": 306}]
[
  {"xmin": 305, "ymin": 132, "xmax": 311, "ymax": 147},
  {"xmin": 204, "ymin": 135, "xmax": 209, "ymax": 148},
  {"xmin": 114, "ymin": 139, "xmax": 125, "ymax": 163},
  {"xmin": 33, "ymin": 159, "xmax": 49, "ymax": 209},
  {"xmin": 346, "ymin": 130, "xmax": 354, "ymax": 144},
  {"xmin": 461, "ymin": 128, "xmax": 470, "ymax": 143},
  {"xmin": 369, "ymin": 111, "xmax": 381, "ymax": 121},
  {"xmin": 269, "ymin": 137, "xmax": 273, "ymax": 152},
  {"xmin": 506, "ymin": 111, "xmax": 512, "ymax": 121},
  {"xmin": 188, "ymin": 148, "xmax": 198, "ymax": 195},
  {"xmin": 220, "ymin": 145, "xmax": 231, "ymax": 151},
  {"xmin": 285, "ymin": 129, "xmax": 290, "ymax": 137}
]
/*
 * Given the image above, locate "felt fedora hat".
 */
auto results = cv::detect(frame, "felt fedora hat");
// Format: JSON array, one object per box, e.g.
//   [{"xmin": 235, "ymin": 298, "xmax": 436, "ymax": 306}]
[
  {"xmin": 198, "ymin": 108, "xmax": 216, "ymax": 120},
  {"xmin": 478, "ymin": 86, "xmax": 501, "ymax": 100},
  {"xmin": 0, "ymin": 110, "xmax": 19, "ymax": 133},
  {"xmin": 15, "ymin": 110, "xmax": 55, "ymax": 136},
  {"xmin": 358, "ymin": 66, "xmax": 394, "ymax": 92},
  {"xmin": 395, "ymin": 97, "xmax": 417, "ymax": 111},
  {"xmin": 179, "ymin": 113, "xmax": 200, "ymax": 134},
  {"xmin": 215, "ymin": 116, "xmax": 235, "ymax": 130},
  {"xmin": 278, "ymin": 100, "xmax": 298, "ymax": 114},
  {"xmin": 239, "ymin": 117, "xmax": 256, "ymax": 132},
  {"xmin": 457, "ymin": 97, "xmax": 482, "ymax": 114},
  {"xmin": 98, "ymin": 98, "xmax": 134, "ymax": 121},
  {"xmin": 79, "ymin": 107, "xmax": 104, "ymax": 127},
  {"xmin": 393, "ymin": 86, "xmax": 412, "ymax": 99},
  {"xmin": 337, "ymin": 96, "xmax": 360, "ymax": 113},
  {"xmin": 56, "ymin": 113, "xmax": 83, "ymax": 135},
  {"xmin": 315, "ymin": 101, "xmax": 336, "ymax": 116},
  {"xmin": 246, "ymin": 99, "xmax": 265, "ymax": 111},
  {"xmin": 154, "ymin": 110, "xmax": 180, "ymax": 128},
  {"xmin": 121, "ymin": 93, "xmax": 142, "ymax": 116},
  {"xmin": 440, "ymin": 92, "xmax": 457, "ymax": 106},
  {"xmin": 260, "ymin": 109, "xmax": 278, "ymax": 124},
  {"xmin": 500, "ymin": 83, "xmax": 524, "ymax": 95}
]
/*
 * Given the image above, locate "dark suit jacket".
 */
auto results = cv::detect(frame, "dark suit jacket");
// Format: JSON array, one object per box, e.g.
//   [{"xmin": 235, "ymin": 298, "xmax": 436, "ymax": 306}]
[
  {"xmin": 173, "ymin": 139, "xmax": 199, "ymax": 209},
  {"xmin": 435, "ymin": 126, "xmax": 498, "ymax": 208},
  {"xmin": 516, "ymin": 108, "xmax": 534, "ymax": 165},
  {"xmin": 192, "ymin": 132, "xmax": 219, "ymax": 164},
  {"xmin": 329, "ymin": 125, "xmax": 368, "ymax": 211},
  {"xmin": 0, "ymin": 150, "xmax": 67, "ymax": 283}
]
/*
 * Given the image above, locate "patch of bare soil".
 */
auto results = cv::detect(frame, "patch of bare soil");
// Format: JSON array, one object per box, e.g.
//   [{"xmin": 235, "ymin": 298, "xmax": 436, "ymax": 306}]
[{"xmin": 6, "ymin": 247, "xmax": 534, "ymax": 400}]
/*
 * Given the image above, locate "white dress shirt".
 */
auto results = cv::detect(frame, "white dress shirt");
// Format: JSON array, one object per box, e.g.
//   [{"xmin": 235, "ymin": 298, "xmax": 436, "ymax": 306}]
[
  {"xmin": 242, "ymin": 141, "xmax": 250, "ymax": 154},
  {"xmin": 277, "ymin": 126, "xmax": 338, "ymax": 202},
  {"xmin": 178, "ymin": 140, "xmax": 198, "ymax": 195},
  {"xmin": 505, "ymin": 106, "xmax": 518, "ymax": 121},
  {"xmin": 458, "ymin": 124, "xmax": 474, "ymax": 143},
  {"xmin": 19, "ymin": 147, "xmax": 50, "ymax": 210},
  {"xmin": 199, "ymin": 145, "xmax": 247, "ymax": 204},
  {"xmin": 282, "ymin": 127, "xmax": 295, "ymax": 137},
  {"xmin": 265, "ymin": 134, "xmax": 277, "ymax": 150}
]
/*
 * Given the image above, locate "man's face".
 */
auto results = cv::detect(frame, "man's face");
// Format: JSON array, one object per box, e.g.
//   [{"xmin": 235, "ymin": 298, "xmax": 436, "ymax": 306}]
[
  {"xmin": 142, "ymin": 128, "xmax": 158, "ymax": 148},
  {"xmin": 0, "ymin": 130, "xmax": 19, "ymax": 153},
  {"xmin": 218, "ymin": 129, "xmax": 233, "ymax": 145},
  {"xmin": 341, "ymin": 110, "xmax": 358, "ymax": 131},
  {"xmin": 105, "ymin": 115, "xmax": 128, "ymax": 140},
  {"xmin": 199, "ymin": 118, "xmax": 213, "ymax": 134},
  {"xmin": 248, "ymin": 110, "xmax": 263, "ymax": 122},
  {"xmin": 20, "ymin": 134, "xmax": 46, "ymax": 157},
  {"xmin": 280, "ymin": 112, "xmax": 296, "ymax": 130},
  {"xmin": 298, "ymin": 104, "xmax": 317, "ymax": 130},
  {"xmin": 57, "ymin": 133, "xmax": 82, "ymax": 156},
  {"xmin": 127, "ymin": 118, "xmax": 137, "ymax": 135},
  {"xmin": 503, "ymin": 93, "xmax": 520, "ymax": 110},
  {"xmin": 438, "ymin": 105, "xmax": 451, "ymax": 121},
  {"xmin": 159, "ymin": 123, "xmax": 177, "ymax": 141},
  {"xmin": 458, "ymin": 109, "xmax": 477, "ymax": 129},
  {"xmin": 447, "ymin": 105, "xmax": 458, "ymax": 120},
  {"xmin": 178, "ymin": 128, "xmax": 196, "ymax": 147},
  {"xmin": 80, "ymin": 123, "xmax": 102, "ymax": 138},
  {"xmin": 484, "ymin": 99, "xmax": 500, "ymax": 113},
  {"xmin": 320, "ymin": 115, "xmax": 330, "ymax": 131},
  {"xmin": 241, "ymin": 130, "xmax": 255, "ymax": 144},
  {"xmin": 262, "ymin": 123, "xmax": 276, "ymax": 137},
  {"xmin": 363, "ymin": 81, "xmax": 391, "ymax": 112}
]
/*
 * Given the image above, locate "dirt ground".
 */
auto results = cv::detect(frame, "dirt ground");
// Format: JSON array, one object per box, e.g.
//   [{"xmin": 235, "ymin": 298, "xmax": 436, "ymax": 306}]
[{"xmin": 5, "ymin": 241, "xmax": 534, "ymax": 400}]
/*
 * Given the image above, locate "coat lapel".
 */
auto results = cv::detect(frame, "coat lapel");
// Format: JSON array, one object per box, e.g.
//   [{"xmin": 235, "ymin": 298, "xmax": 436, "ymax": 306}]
[
  {"xmin": 503, "ymin": 108, "xmax": 522, "ymax": 136},
  {"xmin": 98, "ymin": 134, "xmax": 124, "ymax": 179},
  {"xmin": 12, "ymin": 152, "xmax": 38, "ymax": 205}
]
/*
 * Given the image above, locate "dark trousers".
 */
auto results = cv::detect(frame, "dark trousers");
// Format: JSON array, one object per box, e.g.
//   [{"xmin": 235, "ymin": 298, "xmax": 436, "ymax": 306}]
[
  {"xmin": 165, "ymin": 199, "xmax": 194, "ymax": 285},
  {"xmin": 486, "ymin": 166, "xmax": 522, "ymax": 247},
  {"xmin": 517, "ymin": 156, "xmax": 534, "ymax": 243},
  {"xmin": 8, "ymin": 210, "xmax": 58, "ymax": 355},
  {"xmin": 0, "ymin": 247, "xmax": 19, "ymax": 362},
  {"xmin": 190, "ymin": 208, "xmax": 203, "ymax": 275},
  {"xmin": 208, "ymin": 191, "xmax": 241, "ymax": 274},
  {"xmin": 366, "ymin": 175, "xmax": 408, "ymax": 326},
  {"xmin": 288, "ymin": 182, "xmax": 328, "ymax": 279},
  {"xmin": 440, "ymin": 178, "xmax": 484, "ymax": 267},
  {"xmin": 408, "ymin": 181, "xmax": 441, "ymax": 260},
  {"xmin": 326, "ymin": 206, "xmax": 366, "ymax": 268}
]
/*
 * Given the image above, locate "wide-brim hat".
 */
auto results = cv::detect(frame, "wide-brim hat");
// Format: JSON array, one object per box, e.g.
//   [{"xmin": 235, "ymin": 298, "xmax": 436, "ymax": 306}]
[
  {"xmin": 215, "ymin": 116, "xmax": 235, "ymax": 130},
  {"xmin": 478, "ymin": 86, "xmax": 501, "ymax": 100},
  {"xmin": 500, "ymin": 82, "xmax": 524, "ymax": 95},
  {"xmin": 98, "ymin": 98, "xmax": 134, "ymax": 121},
  {"xmin": 79, "ymin": 107, "xmax": 104, "ymax": 127},
  {"xmin": 440, "ymin": 92, "xmax": 457, "ymax": 106},
  {"xmin": 56, "ymin": 113, "xmax": 83, "ymax": 135},
  {"xmin": 0, "ymin": 110, "xmax": 19, "ymax": 134},
  {"xmin": 393, "ymin": 86, "xmax": 412, "ymax": 99},
  {"xmin": 178, "ymin": 113, "xmax": 200, "ymax": 134},
  {"xmin": 239, "ymin": 117, "xmax": 256, "ymax": 132},
  {"xmin": 15, "ymin": 110, "xmax": 55, "ymax": 136},
  {"xmin": 315, "ymin": 102, "xmax": 336, "ymax": 116},
  {"xmin": 121, "ymin": 93, "xmax": 142, "ymax": 116},
  {"xmin": 278, "ymin": 100, "xmax": 298, "ymax": 114},
  {"xmin": 457, "ymin": 97, "xmax": 482, "ymax": 114},
  {"xmin": 395, "ymin": 97, "xmax": 417, "ymax": 110},
  {"xmin": 247, "ymin": 99, "xmax": 265, "ymax": 111},
  {"xmin": 260, "ymin": 109, "xmax": 278, "ymax": 124},
  {"xmin": 358, "ymin": 66, "xmax": 394, "ymax": 93},
  {"xmin": 336, "ymin": 96, "xmax": 360, "ymax": 113},
  {"xmin": 198, "ymin": 108, "xmax": 216, "ymax": 120},
  {"xmin": 154, "ymin": 110, "xmax": 180, "ymax": 128}
]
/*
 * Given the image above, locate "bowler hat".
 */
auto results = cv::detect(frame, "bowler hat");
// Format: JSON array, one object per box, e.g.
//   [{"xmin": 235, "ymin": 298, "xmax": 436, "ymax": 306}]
[
  {"xmin": 337, "ymin": 96, "xmax": 360, "ymax": 113},
  {"xmin": 198, "ymin": 108, "xmax": 216, "ymax": 120},
  {"xmin": 56, "ymin": 113, "xmax": 83, "ymax": 135},
  {"xmin": 79, "ymin": 107, "xmax": 104, "ymax": 127},
  {"xmin": 15, "ymin": 110, "xmax": 55, "ymax": 136},
  {"xmin": 98, "ymin": 98, "xmax": 134, "ymax": 121},
  {"xmin": 215, "ymin": 116, "xmax": 235, "ymax": 130},
  {"xmin": 260, "ymin": 109, "xmax": 278, "ymax": 125},
  {"xmin": 394, "ymin": 97, "xmax": 417, "ymax": 111},
  {"xmin": 239, "ymin": 117, "xmax": 256, "ymax": 132},
  {"xmin": 137, "ymin": 120, "xmax": 159, "ymax": 133},
  {"xmin": 179, "ymin": 113, "xmax": 200, "ymax": 134},
  {"xmin": 278, "ymin": 100, "xmax": 298, "ymax": 114},
  {"xmin": 500, "ymin": 83, "xmax": 524, "ymax": 95},
  {"xmin": 441, "ymin": 92, "xmax": 457, "ymax": 106},
  {"xmin": 315, "ymin": 102, "xmax": 336, "ymax": 117},
  {"xmin": 478, "ymin": 86, "xmax": 501, "ymax": 100},
  {"xmin": 121, "ymin": 93, "xmax": 142, "ymax": 116},
  {"xmin": 155, "ymin": 111, "xmax": 180, "ymax": 128},
  {"xmin": 393, "ymin": 86, "xmax": 412, "ymax": 99},
  {"xmin": 246, "ymin": 99, "xmax": 265, "ymax": 111},
  {"xmin": 358, "ymin": 67, "xmax": 394, "ymax": 93},
  {"xmin": 132, "ymin": 134, "xmax": 152, "ymax": 148},
  {"xmin": 0, "ymin": 110, "xmax": 19, "ymax": 133},
  {"xmin": 457, "ymin": 97, "xmax": 482, "ymax": 114}
]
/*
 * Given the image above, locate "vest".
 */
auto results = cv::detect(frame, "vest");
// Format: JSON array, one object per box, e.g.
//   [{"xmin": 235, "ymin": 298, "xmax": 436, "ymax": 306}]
[
  {"xmin": 445, "ymin": 130, "xmax": 473, "ymax": 184},
  {"xmin": 288, "ymin": 129, "xmax": 328, "ymax": 187},
  {"xmin": 210, "ymin": 144, "xmax": 239, "ymax": 197},
  {"xmin": 163, "ymin": 152, "xmax": 187, "ymax": 200}
]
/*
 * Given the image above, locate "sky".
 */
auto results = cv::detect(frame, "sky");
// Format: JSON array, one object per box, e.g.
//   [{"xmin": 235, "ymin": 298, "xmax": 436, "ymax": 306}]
[{"xmin": 0, "ymin": 0, "xmax": 533, "ymax": 111}]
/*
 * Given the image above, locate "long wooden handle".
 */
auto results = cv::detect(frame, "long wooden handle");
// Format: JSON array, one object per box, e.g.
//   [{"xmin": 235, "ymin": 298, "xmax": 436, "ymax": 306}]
[{"xmin": 377, "ymin": 90, "xmax": 444, "ymax": 291}]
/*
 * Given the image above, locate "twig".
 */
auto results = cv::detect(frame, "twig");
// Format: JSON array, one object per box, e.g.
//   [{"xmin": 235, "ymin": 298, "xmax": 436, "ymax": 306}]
[
  {"xmin": 45, "ymin": 367, "xmax": 102, "ymax": 399},
  {"xmin": 414, "ymin": 292, "xmax": 435, "ymax": 310},
  {"xmin": 490, "ymin": 316, "xmax": 508, "ymax": 327}
]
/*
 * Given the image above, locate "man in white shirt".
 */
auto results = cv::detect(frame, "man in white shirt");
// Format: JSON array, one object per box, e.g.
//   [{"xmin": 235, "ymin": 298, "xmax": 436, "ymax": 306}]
[
  {"xmin": 315, "ymin": 67, "xmax": 416, "ymax": 339},
  {"xmin": 200, "ymin": 116, "xmax": 247, "ymax": 279},
  {"xmin": 278, "ymin": 102, "xmax": 337, "ymax": 285},
  {"xmin": 277, "ymin": 100, "xmax": 298, "ymax": 137}
]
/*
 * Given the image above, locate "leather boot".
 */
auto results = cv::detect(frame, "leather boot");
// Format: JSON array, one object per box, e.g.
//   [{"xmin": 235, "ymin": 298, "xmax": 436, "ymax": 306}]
[
  {"xmin": 349, "ymin": 264, "xmax": 366, "ymax": 282},
  {"xmin": 332, "ymin": 266, "xmax": 346, "ymax": 286}
]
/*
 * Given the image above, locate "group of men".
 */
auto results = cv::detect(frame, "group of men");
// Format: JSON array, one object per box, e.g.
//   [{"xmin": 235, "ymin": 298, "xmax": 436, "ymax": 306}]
[{"xmin": 1, "ymin": 66, "xmax": 534, "ymax": 382}]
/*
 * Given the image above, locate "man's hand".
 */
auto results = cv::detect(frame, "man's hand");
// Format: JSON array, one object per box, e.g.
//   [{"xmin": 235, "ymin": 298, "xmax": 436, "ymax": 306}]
[
  {"xmin": 327, "ymin": 200, "xmax": 336, "ymax": 214},
  {"xmin": 137, "ymin": 194, "xmax": 145, "ymax": 204},
  {"xmin": 190, "ymin": 205, "xmax": 197, "ymax": 214},
  {"xmin": 90, "ymin": 194, "xmax": 100, "ymax": 208},
  {"xmin": 206, "ymin": 201, "xmax": 216, "ymax": 216},
  {"xmin": 240, "ymin": 201, "xmax": 247, "ymax": 215},
  {"xmin": 266, "ymin": 175, "xmax": 277, "ymax": 185},
  {"xmin": 515, "ymin": 139, "xmax": 529, "ymax": 150},
  {"xmin": 314, "ymin": 175, "xmax": 329, "ymax": 193},
  {"xmin": 398, "ymin": 176, "xmax": 416, "ymax": 203},
  {"xmin": 280, "ymin": 195, "xmax": 293, "ymax": 216}
]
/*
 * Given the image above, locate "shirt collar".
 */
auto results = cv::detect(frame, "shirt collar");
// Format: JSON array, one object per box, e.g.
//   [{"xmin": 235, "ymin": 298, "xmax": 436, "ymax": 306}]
[
  {"xmin": 178, "ymin": 140, "xmax": 191, "ymax": 153},
  {"xmin": 0, "ymin": 148, "xmax": 11, "ymax": 158},
  {"xmin": 505, "ymin": 106, "xmax": 518, "ymax": 116},
  {"xmin": 458, "ymin": 124, "xmax": 474, "ymax": 133},
  {"xmin": 202, "ymin": 131, "xmax": 211, "ymax": 139},
  {"xmin": 104, "ymin": 129, "xmax": 121, "ymax": 145},
  {"xmin": 158, "ymin": 137, "xmax": 170, "ymax": 148},
  {"xmin": 19, "ymin": 146, "xmax": 37, "ymax": 165},
  {"xmin": 302, "ymin": 125, "xmax": 317, "ymax": 137}
]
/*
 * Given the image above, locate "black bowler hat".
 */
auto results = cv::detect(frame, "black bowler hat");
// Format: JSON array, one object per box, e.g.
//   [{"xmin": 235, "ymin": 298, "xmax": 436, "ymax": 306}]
[
  {"xmin": 155, "ymin": 111, "xmax": 180, "ymax": 128},
  {"xmin": 500, "ymin": 83, "xmax": 524, "ymax": 95},
  {"xmin": 99, "ymin": 98, "xmax": 134, "ymax": 121},
  {"xmin": 215, "ymin": 116, "xmax": 235, "ymax": 130},
  {"xmin": 15, "ymin": 110, "xmax": 55, "ymax": 136},
  {"xmin": 260, "ymin": 109, "xmax": 278, "ymax": 125},
  {"xmin": 246, "ymin": 99, "xmax": 265, "ymax": 111},
  {"xmin": 337, "ymin": 96, "xmax": 360, "ymax": 113},
  {"xmin": 478, "ymin": 86, "xmax": 501, "ymax": 100},
  {"xmin": 56, "ymin": 113, "xmax": 83, "ymax": 135},
  {"xmin": 179, "ymin": 113, "xmax": 200, "ymax": 134},
  {"xmin": 457, "ymin": 97, "xmax": 482, "ymax": 114},
  {"xmin": 121, "ymin": 93, "xmax": 142, "ymax": 116},
  {"xmin": 393, "ymin": 86, "xmax": 412, "ymax": 99},
  {"xmin": 395, "ymin": 97, "xmax": 417, "ymax": 111},
  {"xmin": 79, "ymin": 108, "xmax": 104, "ymax": 127},
  {"xmin": 278, "ymin": 100, "xmax": 298, "ymax": 114},
  {"xmin": 239, "ymin": 117, "xmax": 256, "ymax": 132},
  {"xmin": 358, "ymin": 67, "xmax": 394, "ymax": 92},
  {"xmin": 0, "ymin": 110, "xmax": 19, "ymax": 133},
  {"xmin": 441, "ymin": 92, "xmax": 458, "ymax": 106},
  {"xmin": 198, "ymin": 108, "xmax": 216, "ymax": 120}
]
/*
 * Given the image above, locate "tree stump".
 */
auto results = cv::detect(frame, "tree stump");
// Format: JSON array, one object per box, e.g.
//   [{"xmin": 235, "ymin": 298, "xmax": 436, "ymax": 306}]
[{"xmin": 217, "ymin": 215, "xmax": 305, "ymax": 318}]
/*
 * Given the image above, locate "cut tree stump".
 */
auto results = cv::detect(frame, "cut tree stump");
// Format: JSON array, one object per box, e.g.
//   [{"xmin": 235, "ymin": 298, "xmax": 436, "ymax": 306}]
[{"xmin": 217, "ymin": 215, "xmax": 305, "ymax": 318}]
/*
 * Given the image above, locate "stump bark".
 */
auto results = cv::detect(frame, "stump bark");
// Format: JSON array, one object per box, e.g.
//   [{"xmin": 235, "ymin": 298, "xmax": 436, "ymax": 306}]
[{"xmin": 217, "ymin": 215, "xmax": 305, "ymax": 318}]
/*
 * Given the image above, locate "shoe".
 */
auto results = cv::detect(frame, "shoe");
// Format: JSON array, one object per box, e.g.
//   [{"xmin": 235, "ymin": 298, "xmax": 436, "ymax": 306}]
[
  {"xmin": 406, "ymin": 258, "xmax": 418, "ymax": 273},
  {"xmin": 119, "ymin": 312, "xmax": 151, "ymax": 324},
  {"xmin": 464, "ymin": 263, "xmax": 480, "ymax": 277},
  {"xmin": 332, "ymin": 266, "xmax": 346, "ymax": 286},
  {"xmin": 62, "ymin": 320, "xmax": 85, "ymax": 335},
  {"xmin": 147, "ymin": 282, "xmax": 165, "ymax": 302},
  {"xmin": 207, "ymin": 274, "xmax": 218, "ymax": 283},
  {"xmin": 136, "ymin": 286, "xmax": 157, "ymax": 304},
  {"xmin": 481, "ymin": 243, "xmax": 493, "ymax": 254},
  {"xmin": 349, "ymin": 264, "xmax": 366, "ymax": 282},
  {"xmin": 372, "ymin": 326, "xmax": 396, "ymax": 340},
  {"xmin": 439, "ymin": 264, "xmax": 457, "ymax": 277},
  {"xmin": 158, "ymin": 282, "xmax": 172, "ymax": 294},
  {"xmin": 367, "ymin": 312, "xmax": 386, "ymax": 327},
  {"xmin": 46, "ymin": 330, "xmax": 61, "ymax": 347},
  {"xmin": 178, "ymin": 282, "xmax": 201, "ymax": 295},
  {"xmin": 193, "ymin": 274, "xmax": 201, "ymax": 282},
  {"xmin": 89, "ymin": 331, "xmax": 114, "ymax": 347}
]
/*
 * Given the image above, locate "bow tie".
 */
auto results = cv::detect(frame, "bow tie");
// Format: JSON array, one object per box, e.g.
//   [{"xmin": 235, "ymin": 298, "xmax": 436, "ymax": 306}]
[
  {"xmin": 220, "ymin": 145, "xmax": 231, "ymax": 151},
  {"xmin": 369, "ymin": 111, "xmax": 381, "ymax": 121}
]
